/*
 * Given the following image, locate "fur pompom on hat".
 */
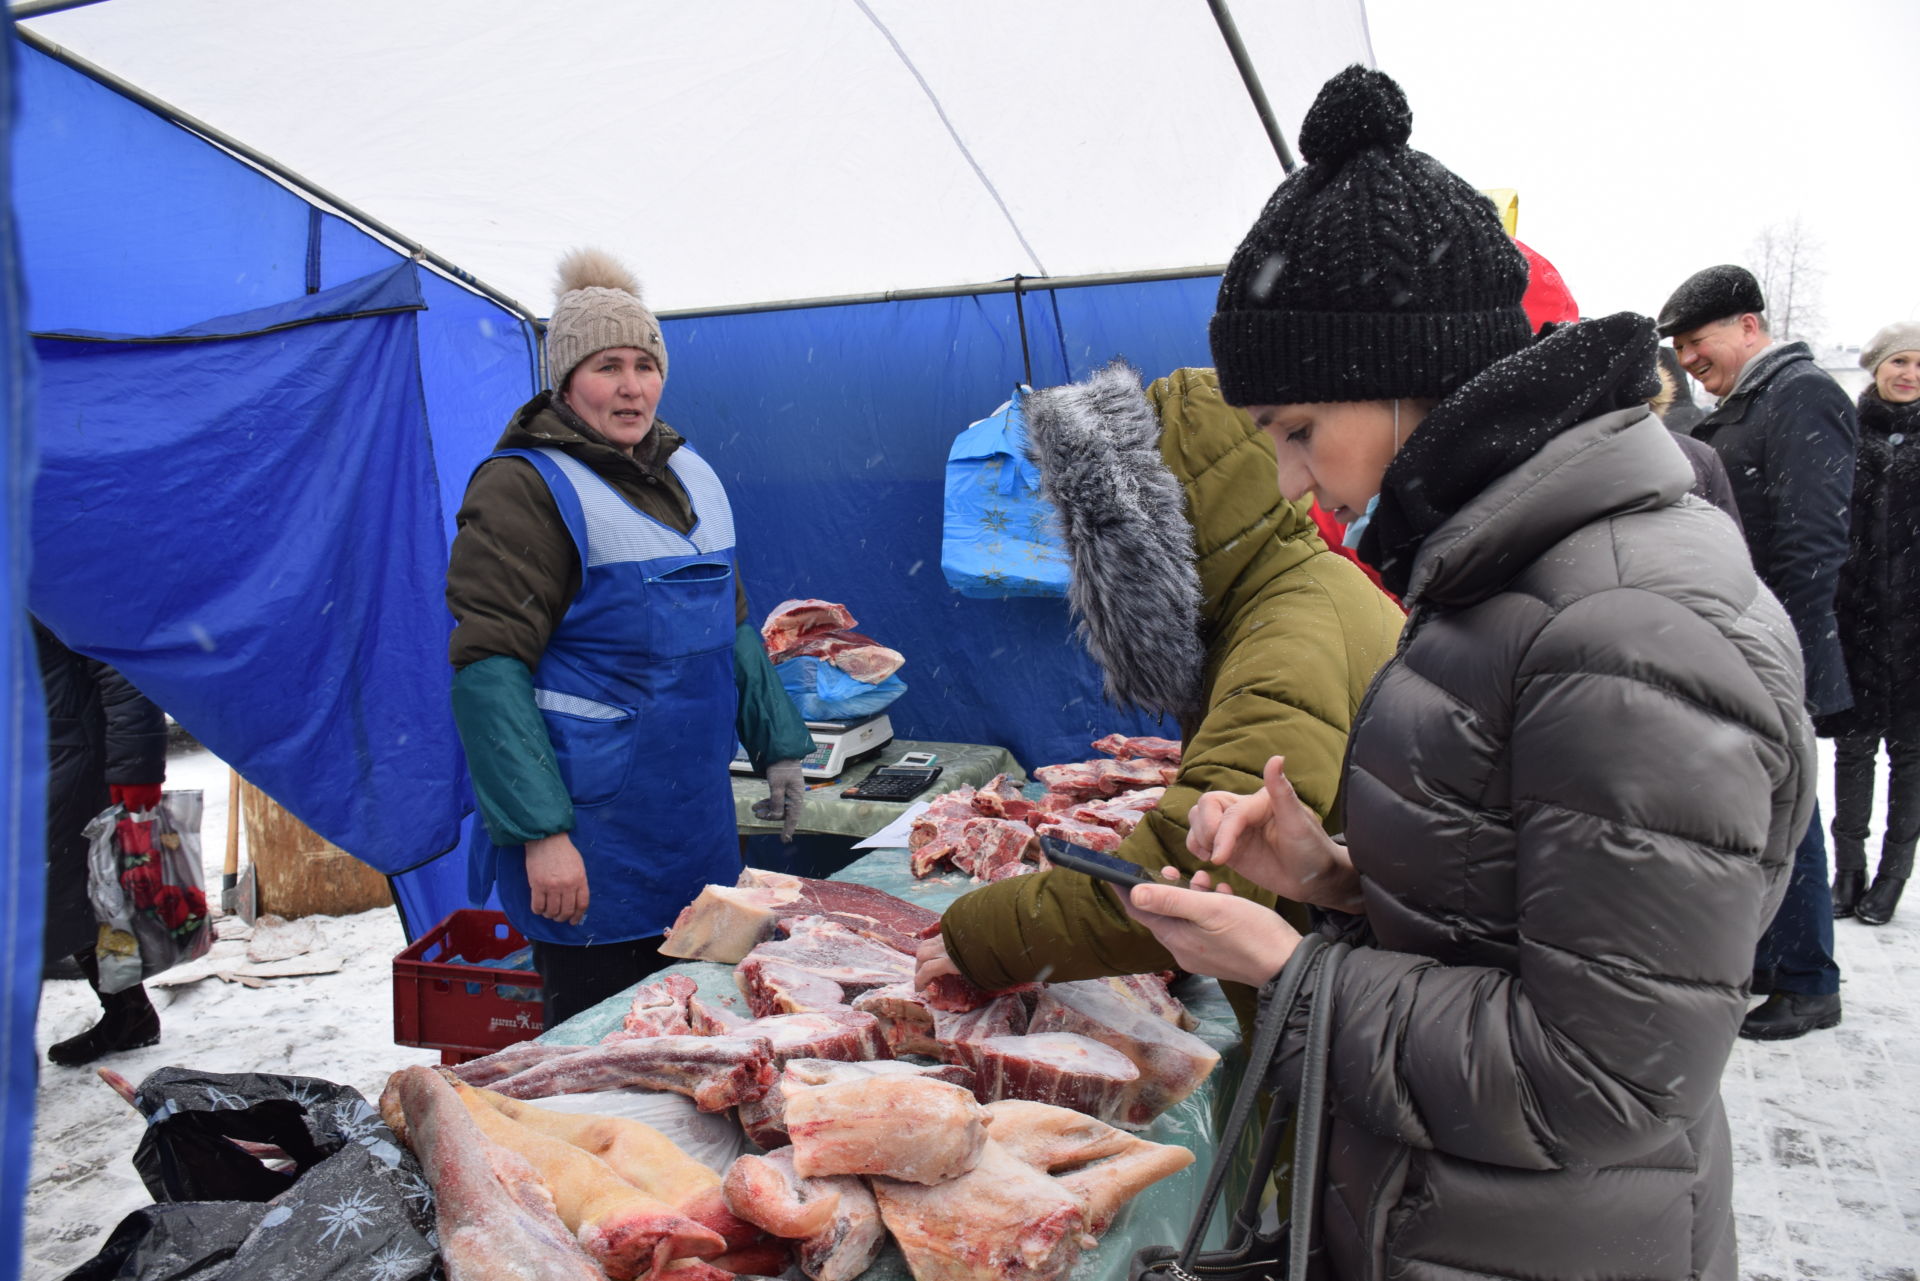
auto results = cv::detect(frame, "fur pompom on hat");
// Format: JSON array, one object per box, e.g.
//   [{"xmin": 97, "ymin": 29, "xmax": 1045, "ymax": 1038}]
[
  {"xmin": 1860, "ymin": 321, "xmax": 1920, "ymax": 375},
  {"xmin": 545, "ymin": 248, "xmax": 667, "ymax": 389},
  {"xmin": 1209, "ymin": 65, "xmax": 1532, "ymax": 407}
]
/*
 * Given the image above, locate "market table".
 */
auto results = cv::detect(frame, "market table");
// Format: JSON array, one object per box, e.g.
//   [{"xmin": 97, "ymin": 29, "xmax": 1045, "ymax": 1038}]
[
  {"xmin": 730, "ymin": 739, "xmax": 1025, "ymax": 838},
  {"xmin": 544, "ymin": 845, "xmax": 1246, "ymax": 1279}
]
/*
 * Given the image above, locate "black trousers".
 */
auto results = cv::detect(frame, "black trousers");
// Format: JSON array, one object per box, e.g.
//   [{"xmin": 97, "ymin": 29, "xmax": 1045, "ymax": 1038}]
[
  {"xmin": 531, "ymin": 935, "xmax": 668, "ymax": 1030},
  {"xmin": 1832, "ymin": 728, "xmax": 1920, "ymax": 881}
]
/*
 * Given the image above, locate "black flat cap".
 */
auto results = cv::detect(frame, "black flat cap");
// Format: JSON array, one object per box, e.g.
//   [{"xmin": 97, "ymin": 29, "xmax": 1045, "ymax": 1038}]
[{"xmin": 1657, "ymin": 264, "xmax": 1766, "ymax": 338}]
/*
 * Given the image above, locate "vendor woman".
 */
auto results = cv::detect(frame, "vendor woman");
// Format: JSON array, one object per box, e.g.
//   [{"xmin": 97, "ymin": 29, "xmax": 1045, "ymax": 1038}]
[{"xmin": 446, "ymin": 249, "xmax": 814, "ymax": 1027}]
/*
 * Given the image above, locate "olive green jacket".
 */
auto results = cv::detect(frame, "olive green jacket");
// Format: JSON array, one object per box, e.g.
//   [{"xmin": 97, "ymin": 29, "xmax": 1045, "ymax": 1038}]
[{"xmin": 941, "ymin": 367, "xmax": 1403, "ymax": 1021}]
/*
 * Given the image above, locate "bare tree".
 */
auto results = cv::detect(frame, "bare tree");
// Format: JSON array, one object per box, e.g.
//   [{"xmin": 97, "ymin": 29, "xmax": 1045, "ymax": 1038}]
[{"xmin": 1746, "ymin": 216, "xmax": 1827, "ymax": 343}]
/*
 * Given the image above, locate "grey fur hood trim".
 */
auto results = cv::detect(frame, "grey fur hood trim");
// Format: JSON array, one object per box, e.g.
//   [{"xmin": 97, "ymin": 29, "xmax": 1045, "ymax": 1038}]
[{"xmin": 1023, "ymin": 361, "xmax": 1204, "ymax": 721}]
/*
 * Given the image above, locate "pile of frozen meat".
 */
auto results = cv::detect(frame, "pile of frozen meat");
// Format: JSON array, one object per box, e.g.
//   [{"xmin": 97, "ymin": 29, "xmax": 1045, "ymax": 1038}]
[{"xmin": 910, "ymin": 734, "xmax": 1181, "ymax": 879}]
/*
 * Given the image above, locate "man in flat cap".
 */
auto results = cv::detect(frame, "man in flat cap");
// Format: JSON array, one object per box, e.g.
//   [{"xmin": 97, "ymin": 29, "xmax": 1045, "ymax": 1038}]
[{"xmin": 1660, "ymin": 263, "xmax": 1857, "ymax": 1041}]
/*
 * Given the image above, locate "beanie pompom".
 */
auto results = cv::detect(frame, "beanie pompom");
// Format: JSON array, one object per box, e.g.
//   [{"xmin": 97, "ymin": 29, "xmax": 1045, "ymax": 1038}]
[
  {"xmin": 1297, "ymin": 65, "xmax": 1412, "ymax": 167},
  {"xmin": 554, "ymin": 247, "xmax": 642, "ymax": 304}
]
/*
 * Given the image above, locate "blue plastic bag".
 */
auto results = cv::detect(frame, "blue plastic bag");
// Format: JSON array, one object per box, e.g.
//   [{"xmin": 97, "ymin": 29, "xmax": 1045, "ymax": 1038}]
[
  {"xmin": 776, "ymin": 655, "xmax": 907, "ymax": 721},
  {"xmin": 941, "ymin": 390, "xmax": 1070, "ymax": 597}
]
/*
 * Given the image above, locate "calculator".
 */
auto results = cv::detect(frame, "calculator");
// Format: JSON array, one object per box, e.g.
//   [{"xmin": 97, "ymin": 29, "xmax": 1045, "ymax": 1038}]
[{"xmin": 842, "ymin": 765, "xmax": 943, "ymax": 801}]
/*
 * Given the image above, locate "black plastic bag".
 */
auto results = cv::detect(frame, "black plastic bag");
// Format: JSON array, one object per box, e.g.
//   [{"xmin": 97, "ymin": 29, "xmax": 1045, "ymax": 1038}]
[{"xmin": 61, "ymin": 1202, "xmax": 266, "ymax": 1281}]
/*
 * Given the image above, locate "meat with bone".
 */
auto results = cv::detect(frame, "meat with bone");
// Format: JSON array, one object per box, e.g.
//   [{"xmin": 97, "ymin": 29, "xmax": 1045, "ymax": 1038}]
[
  {"xmin": 734, "ymin": 919, "xmax": 915, "ymax": 1016},
  {"xmin": 760, "ymin": 599, "xmax": 856, "ymax": 656},
  {"xmin": 464, "ymin": 1086, "xmax": 770, "ymax": 1265},
  {"xmin": 448, "ymin": 1041, "xmax": 592, "ymax": 1090},
  {"xmin": 381, "ymin": 1065, "xmax": 604, "ymax": 1281},
  {"xmin": 982, "ymin": 1099, "xmax": 1196, "ymax": 1235},
  {"xmin": 1068, "ymin": 788, "xmax": 1164, "ymax": 835},
  {"xmin": 871, "ymin": 1140, "xmax": 1088, "ymax": 1281},
  {"xmin": 918, "ymin": 972, "xmax": 1037, "ymax": 1015},
  {"xmin": 741, "ymin": 1057, "xmax": 976, "ymax": 1156},
  {"xmin": 909, "ymin": 830, "xmax": 964, "ymax": 878},
  {"xmin": 1090, "ymin": 734, "xmax": 1182, "ymax": 763},
  {"xmin": 932, "ymin": 993, "xmax": 1029, "ymax": 1074},
  {"xmin": 988, "ymin": 860, "xmax": 1037, "ymax": 881},
  {"xmin": 953, "ymin": 817, "xmax": 1036, "ymax": 879},
  {"xmin": 776, "ymin": 629, "xmax": 906, "ymax": 684},
  {"xmin": 486, "ymin": 1035, "xmax": 775, "ymax": 1112},
  {"xmin": 1033, "ymin": 817, "xmax": 1124, "ymax": 853},
  {"xmin": 723, "ymin": 1147, "xmax": 886, "ymax": 1281},
  {"xmin": 782, "ymin": 1061, "xmax": 989, "ymax": 1184},
  {"xmin": 969, "ymin": 774, "xmax": 1039, "ymax": 821},
  {"xmin": 973, "ymin": 1033, "xmax": 1140, "ymax": 1126},
  {"xmin": 1099, "ymin": 972, "xmax": 1198, "ymax": 1032},
  {"xmin": 737, "ymin": 961, "xmax": 849, "ymax": 1017},
  {"xmin": 445, "ymin": 1078, "xmax": 728, "ymax": 1279},
  {"xmin": 1032, "ymin": 759, "xmax": 1177, "ymax": 804},
  {"xmin": 685, "ymin": 995, "xmax": 748, "ymax": 1035},
  {"xmin": 609, "ymin": 973, "xmax": 697, "ymax": 1040},
  {"xmin": 728, "ymin": 1009, "xmax": 890, "ymax": 1147},
  {"xmin": 850, "ymin": 983, "xmax": 940, "ymax": 1057},
  {"xmin": 661, "ymin": 868, "xmax": 939, "ymax": 963},
  {"xmin": 1028, "ymin": 980, "xmax": 1221, "ymax": 1125}
]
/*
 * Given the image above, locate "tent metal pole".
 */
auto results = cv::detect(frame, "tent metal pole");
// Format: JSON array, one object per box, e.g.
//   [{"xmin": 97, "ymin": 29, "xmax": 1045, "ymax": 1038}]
[
  {"xmin": 9, "ymin": 0, "xmax": 113, "ymax": 19},
  {"xmin": 1206, "ymin": 0, "xmax": 1298, "ymax": 174},
  {"xmin": 657, "ymin": 264, "xmax": 1226, "ymax": 322},
  {"xmin": 13, "ymin": 25, "xmax": 542, "ymax": 326}
]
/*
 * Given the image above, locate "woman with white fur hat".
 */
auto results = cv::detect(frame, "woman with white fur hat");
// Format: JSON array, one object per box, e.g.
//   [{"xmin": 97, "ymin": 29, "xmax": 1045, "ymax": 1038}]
[
  {"xmin": 1820, "ymin": 321, "xmax": 1920, "ymax": 924},
  {"xmin": 445, "ymin": 250, "xmax": 814, "ymax": 1026}
]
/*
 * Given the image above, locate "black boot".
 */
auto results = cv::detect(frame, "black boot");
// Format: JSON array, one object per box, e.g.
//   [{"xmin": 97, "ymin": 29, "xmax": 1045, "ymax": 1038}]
[
  {"xmin": 1738, "ymin": 992, "xmax": 1842, "ymax": 1041},
  {"xmin": 1855, "ymin": 875, "xmax": 1906, "ymax": 927},
  {"xmin": 48, "ymin": 948, "xmax": 160, "ymax": 1067},
  {"xmin": 1832, "ymin": 868, "xmax": 1867, "ymax": 919}
]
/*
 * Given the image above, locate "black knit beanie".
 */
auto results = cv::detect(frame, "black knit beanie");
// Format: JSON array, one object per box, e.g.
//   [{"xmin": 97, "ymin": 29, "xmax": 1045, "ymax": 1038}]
[{"xmin": 1210, "ymin": 66, "xmax": 1533, "ymax": 407}]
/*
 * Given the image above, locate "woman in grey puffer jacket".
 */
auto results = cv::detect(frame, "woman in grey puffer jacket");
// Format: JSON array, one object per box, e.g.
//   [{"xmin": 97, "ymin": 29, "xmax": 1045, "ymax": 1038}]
[{"xmin": 1125, "ymin": 67, "xmax": 1810, "ymax": 1281}]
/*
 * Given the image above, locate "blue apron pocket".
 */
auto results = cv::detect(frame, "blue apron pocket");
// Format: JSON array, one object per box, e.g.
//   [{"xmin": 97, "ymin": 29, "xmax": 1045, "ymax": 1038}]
[
  {"xmin": 534, "ymin": 689, "xmax": 636, "ymax": 808},
  {"xmin": 635, "ymin": 559, "xmax": 735, "ymax": 661}
]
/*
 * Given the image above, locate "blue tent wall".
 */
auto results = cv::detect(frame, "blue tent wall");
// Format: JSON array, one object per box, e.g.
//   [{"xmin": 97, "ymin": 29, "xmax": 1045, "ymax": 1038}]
[{"xmin": 1, "ymin": 19, "xmax": 45, "ymax": 1281}]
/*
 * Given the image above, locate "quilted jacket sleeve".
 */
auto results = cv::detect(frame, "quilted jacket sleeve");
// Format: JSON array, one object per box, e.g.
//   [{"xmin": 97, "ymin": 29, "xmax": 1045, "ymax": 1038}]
[{"xmin": 1269, "ymin": 585, "xmax": 1804, "ymax": 1170}]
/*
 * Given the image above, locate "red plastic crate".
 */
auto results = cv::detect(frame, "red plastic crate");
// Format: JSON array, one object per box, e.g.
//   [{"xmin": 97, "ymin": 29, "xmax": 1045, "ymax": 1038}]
[{"xmin": 393, "ymin": 909, "xmax": 544, "ymax": 1065}]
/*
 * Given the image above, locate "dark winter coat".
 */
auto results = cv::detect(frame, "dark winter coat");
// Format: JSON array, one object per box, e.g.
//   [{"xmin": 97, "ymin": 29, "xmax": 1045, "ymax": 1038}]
[
  {"xmin": 1814, "ymin": 388, "xmax": 1920, "ymax": 740},
  {"xmin": 36, "ymin": 620, "xmax": 168, "ymax": 963},
  {"xmin": 1270, "ymin": 319, "xmax": 1811, "ymax": 1281},
  {"xmin": 941, "ymin": 367, "xmax": 1402, "ymax": 1024},
  {"xmin": 1693, "ymin": 340, "xmax": 1858, "ymax": 715}
]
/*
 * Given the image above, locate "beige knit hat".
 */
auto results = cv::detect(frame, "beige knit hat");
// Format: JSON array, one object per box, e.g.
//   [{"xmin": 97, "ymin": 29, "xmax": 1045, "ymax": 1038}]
[
  {"xmin": 545, "ymin": 248, "xmax": 667, "ymax": 390},
  {"xmin": 1861, "ymin": 321, "xmax": 1920, "ymax": 375}
]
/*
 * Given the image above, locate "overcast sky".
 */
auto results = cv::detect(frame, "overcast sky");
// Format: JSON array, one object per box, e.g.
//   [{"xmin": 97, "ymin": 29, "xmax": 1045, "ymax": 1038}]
[{"xmin": 1363, "ymin": 0, "xmax": 1917, "ymax": 351}]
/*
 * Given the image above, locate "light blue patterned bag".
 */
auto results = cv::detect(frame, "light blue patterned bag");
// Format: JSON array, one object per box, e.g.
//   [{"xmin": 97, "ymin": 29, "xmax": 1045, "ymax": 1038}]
[{"xmin": 940, "ymin": 389, "xmax": 1070, "ymax": 597}]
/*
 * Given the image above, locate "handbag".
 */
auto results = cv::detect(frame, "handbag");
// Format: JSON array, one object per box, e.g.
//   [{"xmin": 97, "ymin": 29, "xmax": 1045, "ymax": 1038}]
[
  {"xmin": 85, "ymin": 791, "xmax": 214, "ymax": 994},
  {"xmin": 1131, "ymin": 935, "xmax": 1348, "ymax": 1281}
]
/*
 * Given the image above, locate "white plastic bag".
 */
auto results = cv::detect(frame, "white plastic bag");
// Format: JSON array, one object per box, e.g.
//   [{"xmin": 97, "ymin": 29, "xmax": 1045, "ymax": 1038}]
[
  {"xmin": 85, "ymin": 791, "xmax": 212, "ymax": 993},
  {"xmin": 527, "ymin": 1088, "xmax": 747, "ymax": 1173}
]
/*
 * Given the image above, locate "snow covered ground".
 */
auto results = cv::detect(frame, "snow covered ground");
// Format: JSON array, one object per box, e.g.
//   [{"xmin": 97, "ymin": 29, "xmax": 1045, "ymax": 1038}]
[{"xmin": 22, "ymin": 744, "xmax": 1920, "ymax": 1278}]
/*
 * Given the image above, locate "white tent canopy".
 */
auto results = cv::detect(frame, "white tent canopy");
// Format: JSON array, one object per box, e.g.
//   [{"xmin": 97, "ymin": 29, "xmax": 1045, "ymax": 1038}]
[{"xmin": 23, "ymin": 0, "xmax": 1374, "ymax": 314}]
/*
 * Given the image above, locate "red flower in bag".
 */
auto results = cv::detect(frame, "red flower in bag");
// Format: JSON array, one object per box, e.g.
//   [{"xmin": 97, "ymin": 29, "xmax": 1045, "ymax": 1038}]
[
  {"xmin": 116, "ymin": 816, "xmax": 156, "ymax": 859},
  {"xmin": 154, "ymin": 883, "xmax": 191, "ymax": 931},
  {"xmin": 183, "ymin": 885, "xmax": 208, "ymax": 919},
  {"xmin": 120, "ymin": 860, "xmax": 164, "ymax": 909}
]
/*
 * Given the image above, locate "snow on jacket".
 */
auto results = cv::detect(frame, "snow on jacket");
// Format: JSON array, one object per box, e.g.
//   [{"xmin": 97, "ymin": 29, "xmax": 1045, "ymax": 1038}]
[
  {"xmin": 1693, "ymin": 340, "xmax": 1858, "ymax": 715},
  {"xmin": 942, "ymin": 365, "xmax": 1403, "ymax": 1023},
  {"xmin": 1266, "ymin": 327, "xmax": 1810, "ymax": 1281},
  {"xmin": 1816, "ymin": 387, "xmax": 1920, "ymax": 740}
]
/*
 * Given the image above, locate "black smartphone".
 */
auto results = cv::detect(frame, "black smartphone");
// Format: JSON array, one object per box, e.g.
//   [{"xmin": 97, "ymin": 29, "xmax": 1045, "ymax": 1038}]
[{"xmin": 1038, "ymin": 834, "xmax": 1160, "ymax": 891}]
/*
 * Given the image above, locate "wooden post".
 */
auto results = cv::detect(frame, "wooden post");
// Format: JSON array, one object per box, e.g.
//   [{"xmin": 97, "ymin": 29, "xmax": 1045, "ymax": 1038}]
[{"xmin": 234, "ymin": 777, "xmax": 393, "ymax": 919}]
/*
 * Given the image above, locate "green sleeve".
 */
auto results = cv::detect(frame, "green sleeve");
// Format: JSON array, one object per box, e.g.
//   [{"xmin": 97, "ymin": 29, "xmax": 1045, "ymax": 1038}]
[
  {"xmin": 450, "ymin": 654, "xmax": 575, "ymax": 845},
  {"xmin": 733, "ymin": 622, "xmax": 815, "ymax": 770}
]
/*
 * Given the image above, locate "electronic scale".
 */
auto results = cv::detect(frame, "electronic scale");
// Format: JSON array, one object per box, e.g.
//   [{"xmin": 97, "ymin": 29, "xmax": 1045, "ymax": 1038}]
[{"xmin": 730, "ymin": 712, "xmax": 894, "ymax": 780}]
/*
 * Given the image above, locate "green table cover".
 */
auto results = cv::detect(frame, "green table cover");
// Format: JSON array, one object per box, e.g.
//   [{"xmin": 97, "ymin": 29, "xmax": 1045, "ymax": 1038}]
[
  {"xmin": 544, "ymin": 846, "xmax": 1245, "ymax": 1279},
  {"xmin": 731, "ymin": 740, "xmax": 1024, "ymax": 838}
]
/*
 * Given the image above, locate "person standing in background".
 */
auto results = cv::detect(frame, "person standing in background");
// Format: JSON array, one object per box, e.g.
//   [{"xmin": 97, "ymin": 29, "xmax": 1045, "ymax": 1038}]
[
  {"xmin": 36, "ymin": 619, "xmax": 169, "ymax": 1066},
  {"xmin": 1660, "ymin": 265, "xmax": 1856, "ymax": 1041},
  {"xmin": 1821, "ymin": 322, "xmax": 1920, "ymax": 926}
]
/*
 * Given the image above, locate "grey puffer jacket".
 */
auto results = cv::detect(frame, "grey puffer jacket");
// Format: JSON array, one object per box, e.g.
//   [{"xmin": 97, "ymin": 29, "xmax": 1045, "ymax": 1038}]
[{"xmin": 1271, "ymin": 408, "xmax": 1811, "ymax": 1280}]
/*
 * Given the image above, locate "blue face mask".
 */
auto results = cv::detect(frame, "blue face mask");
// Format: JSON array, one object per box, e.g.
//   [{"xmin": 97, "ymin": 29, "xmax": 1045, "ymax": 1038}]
[{"xmin": 1342, "ymin": 493, "xmax": 1380, "ymax": 549}]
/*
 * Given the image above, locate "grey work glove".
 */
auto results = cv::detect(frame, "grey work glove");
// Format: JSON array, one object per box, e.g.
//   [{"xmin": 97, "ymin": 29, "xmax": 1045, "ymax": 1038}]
[{"xmin": 753, "ymin": 759, "xmax": 808, "ymax": 842}]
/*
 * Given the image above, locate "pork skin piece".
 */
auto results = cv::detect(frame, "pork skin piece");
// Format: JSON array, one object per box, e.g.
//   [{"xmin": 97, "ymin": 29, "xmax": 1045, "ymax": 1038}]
[
  {"xmin": 742, "ymin": 1056, "xmax": 977, "ymax": 1149},
  {"xmin": 983, "ymin": 1099, "xmax": 1196, "ymax": 1235},
  {"xmin": 974, "ymin": 1033, "xmax": 1140, "ymax": 1126},
  {"xmin": 448, "ymin": 1078, "xmax": 727, "ymax": 1279},
  {"xmin": 1033, "ymin": 817, "xmax": 1124, "ymax": 853},
  {"xmin": 783, "ymin": 1065, "xmax": 988, "ymax": 1184},
  {"xmin": 607, "ymin": 973, "xmax": 698, "ymax": 1041},
  {"xmin": 851, "ymin": 982, "xmax": 940, "ymax": 1057},
  {"xmin": 488, "ymin": 1035, "xmax": 776, "ymax": 1112},
  {"xmin": 381, "ymin": 1066, "xmax": 605, "ymax": 1281},
  {"xmin": 1029, "ymin": 980, "xmax": 1221, "ymax": 1125},
  {"xmin": 871, "ymin": 1140, "xmax": 1090, "ymax": 1281},
  {"xmin": 734, "ymin": 919, "xmax": 915, "ymax": 1017},
  {"xmin": 723, "ymin": 1147, "xmax": 886, "ymax": 1281},
  {"xmin": 1090, "ymin": 734, "xmax": 1182, "ymax": 763},
  {"xmin": 661, "ymin": 868, "xmax": 939, "ymax": 963},
  {"xmin": 467, "ymin": 1086, "xmax": 766, "ymax": 1258},
  {"xmin": 685, "ymin": 995, "xmax": 748, "ymax": 1035},
  {"xmin": 958, "ymin": 818, "xmax": 1036, "ymax": 880},
  {"xmin": 447, "ymin": 1041, "xmax": 591, "ymax": 1089},
  {"xmin": 933, "ymin": 993, "xmax": 1029, "ymax": 1076},
  {"xmin": 760, "ymin": 599, "xmax": 857, "ymax": 656}
]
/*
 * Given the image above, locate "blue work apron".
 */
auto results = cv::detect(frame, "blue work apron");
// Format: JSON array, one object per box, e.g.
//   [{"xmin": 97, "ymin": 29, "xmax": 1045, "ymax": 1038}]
[{"xmin": 466, "ymin": 444, "xmax": 741, "ymax": 946}]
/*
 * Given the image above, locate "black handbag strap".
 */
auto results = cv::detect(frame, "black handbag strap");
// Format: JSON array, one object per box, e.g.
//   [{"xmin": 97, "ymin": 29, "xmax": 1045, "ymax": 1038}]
[
  {"xmin": 1287, "ymin": 940, "xmax": 1346, "ymax": 1280},
  {"xmin": 1173, "ymin": 933, "xmax": 1330, "ymax": 1271}
]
